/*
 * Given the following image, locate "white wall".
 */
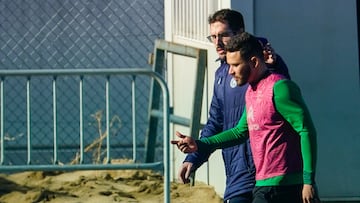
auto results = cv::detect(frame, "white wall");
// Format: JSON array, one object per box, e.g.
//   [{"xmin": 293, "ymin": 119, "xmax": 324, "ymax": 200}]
[
  {"xmin": 165, "ymin": 0, "xmax": 229, "ymax": 198},
  {"xmin": 166, "ymin": 37, "xmax": 228, "ymax": 197}
]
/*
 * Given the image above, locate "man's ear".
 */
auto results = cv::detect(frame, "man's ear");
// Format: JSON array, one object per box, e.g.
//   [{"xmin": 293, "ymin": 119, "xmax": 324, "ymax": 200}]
[{"xmin": 250, "ymin": 56, "xmax": 258, "ymax": 68}]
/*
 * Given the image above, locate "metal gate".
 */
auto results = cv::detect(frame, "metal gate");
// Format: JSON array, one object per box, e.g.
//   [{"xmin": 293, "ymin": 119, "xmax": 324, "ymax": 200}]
[{"xmin": 0, "ymin": 68, "xmax": 171, "ymax": 202}]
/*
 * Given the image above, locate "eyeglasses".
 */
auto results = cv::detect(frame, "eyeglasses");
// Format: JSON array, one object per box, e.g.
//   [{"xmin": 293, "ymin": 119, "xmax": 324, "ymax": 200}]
[{"xmin": 206, "ymin": 31, "xmax": 235, "ymax": 43}]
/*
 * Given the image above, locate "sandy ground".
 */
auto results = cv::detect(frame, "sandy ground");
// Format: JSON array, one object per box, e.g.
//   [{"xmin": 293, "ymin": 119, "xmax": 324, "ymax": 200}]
[{"xmin": 0, "ymin": 167, "xmax": 223, "ymax": 203}]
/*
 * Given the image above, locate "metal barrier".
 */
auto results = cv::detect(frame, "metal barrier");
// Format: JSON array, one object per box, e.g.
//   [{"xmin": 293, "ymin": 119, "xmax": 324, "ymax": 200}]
[
  {"xmin": 146, "ymin": 39, "xmax": 207, "ymax": 163},
  {"xmin": 0, "ymin": 68, "xmax": 171, "ymax": 202},
  {"xmin": 0, "ymin": 0, "xmax": 164, "ymax": 165}
]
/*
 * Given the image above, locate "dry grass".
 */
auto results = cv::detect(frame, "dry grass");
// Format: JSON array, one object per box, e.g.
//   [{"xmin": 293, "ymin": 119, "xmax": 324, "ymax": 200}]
[{"xmin": 70, "ymin": 110, "xmax": 122, "ymax": 165}]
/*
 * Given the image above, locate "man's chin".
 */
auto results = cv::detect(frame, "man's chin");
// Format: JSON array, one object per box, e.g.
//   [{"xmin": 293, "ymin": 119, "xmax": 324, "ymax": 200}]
[{"xmin": 236, "ymin": 79, "xmax": 247, "ymax": 86}]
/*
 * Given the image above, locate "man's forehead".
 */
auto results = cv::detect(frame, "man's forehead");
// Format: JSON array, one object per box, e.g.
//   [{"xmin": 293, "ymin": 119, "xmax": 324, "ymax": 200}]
[
  {"xmin": 226, "ymin": 51, "xmax": 242, "ymax": 63},
  {"xmin": 226, "ymin": 51, "xmax": 241, "ymax": 58},
  {"xmin": 210, "ymin": 21, "xmax": 229, "ymax": 29}
]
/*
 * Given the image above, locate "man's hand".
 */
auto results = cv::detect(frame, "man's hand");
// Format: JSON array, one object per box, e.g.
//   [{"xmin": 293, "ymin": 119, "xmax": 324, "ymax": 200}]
[
  {"xmin": 263, "ymin": 42, "xmax": 277, "ymax": 65},
  {"xmin": 302, "ymin": 184, "xmax": 320, "ymax": 203},
  {"xmin": 178, "ymin": 162, "xmax": 193, "ymax": 184},
  {"xmin": 170, "ymin": 131, "xmax": 198, "ymax": 153}
]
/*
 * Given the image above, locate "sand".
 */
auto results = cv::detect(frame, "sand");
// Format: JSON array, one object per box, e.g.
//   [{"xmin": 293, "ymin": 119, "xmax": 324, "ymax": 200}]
[{"xmin": 0, "ymin": 168, "xmax": 223, "ymax": 203}]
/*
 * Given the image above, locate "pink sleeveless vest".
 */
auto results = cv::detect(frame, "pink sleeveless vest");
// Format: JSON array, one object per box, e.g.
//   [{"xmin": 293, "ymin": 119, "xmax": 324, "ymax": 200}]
[{"xmin": 246, "ymin": 73, "xmax": 302, "ymax": 181}]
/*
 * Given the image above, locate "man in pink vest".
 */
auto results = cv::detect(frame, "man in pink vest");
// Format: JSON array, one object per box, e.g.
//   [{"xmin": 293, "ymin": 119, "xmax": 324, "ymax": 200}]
[{"xmin": 171, "ymin": 32, "xmax": 319, "ymax": 203}]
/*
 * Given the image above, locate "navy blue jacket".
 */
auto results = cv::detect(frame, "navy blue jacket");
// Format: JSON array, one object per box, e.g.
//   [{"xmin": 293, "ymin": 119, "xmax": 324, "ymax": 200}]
[{"xmin": 184, "ymin": 38, "xmax": 290, "ymax": 200}]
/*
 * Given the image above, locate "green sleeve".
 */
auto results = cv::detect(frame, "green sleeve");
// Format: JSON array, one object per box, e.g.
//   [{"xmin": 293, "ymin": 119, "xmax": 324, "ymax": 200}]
[
  {"xmin": 273, "ymin": 80, "xmax": 317, "ymax": 184},
  {"xmin": 197, "ymin": 109, "xmax": 249, "ymax": 150}
]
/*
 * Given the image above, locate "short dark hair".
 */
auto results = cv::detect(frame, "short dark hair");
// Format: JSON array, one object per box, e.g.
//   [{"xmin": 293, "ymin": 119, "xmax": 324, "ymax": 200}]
[
  {"xmin": 208, "ymin": 9, "xmax": 245, "ymax": 32},
  {"xmin": 225, "ymin": 32, "xmax": 263, "ymax": 61}
]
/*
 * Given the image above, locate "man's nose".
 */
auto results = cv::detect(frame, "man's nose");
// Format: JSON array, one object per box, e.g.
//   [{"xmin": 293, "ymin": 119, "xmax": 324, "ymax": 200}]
[
  {"xmin": 228, "ymin": 66, "xmax": 234, "ymax": 74},
  {"xmin": 215, "ymin": 38, "xmax": 224, "ymax": 46}
]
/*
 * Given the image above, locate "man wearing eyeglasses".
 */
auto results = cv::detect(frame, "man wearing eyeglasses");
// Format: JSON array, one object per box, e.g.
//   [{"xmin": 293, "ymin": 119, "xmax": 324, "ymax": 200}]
[{"xmin": 176, "ymin": 9, "xmax": 290, "ymax": 203}]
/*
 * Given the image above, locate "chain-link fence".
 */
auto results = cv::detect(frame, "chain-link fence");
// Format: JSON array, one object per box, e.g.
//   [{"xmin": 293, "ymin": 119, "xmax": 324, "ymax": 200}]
[{"xmin": 0, "ymin": 0, "xmax": 164, "ymax": 165}]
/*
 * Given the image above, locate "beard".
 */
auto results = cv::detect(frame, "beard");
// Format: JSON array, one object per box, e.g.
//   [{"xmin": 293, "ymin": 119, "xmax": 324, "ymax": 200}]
[
  {"xmin": 236, "ymin": 64, "xmax": 251, "ymax": 86},
  {"xmin": 216, "ymin": 44, "xmax": 226, "ymax": 60}
]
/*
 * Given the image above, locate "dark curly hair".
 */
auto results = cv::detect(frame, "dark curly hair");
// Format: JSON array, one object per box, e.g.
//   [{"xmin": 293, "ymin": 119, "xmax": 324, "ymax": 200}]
[{"xmin": 225, "ymin": 32, "xmax": 263, "ymax": 61}]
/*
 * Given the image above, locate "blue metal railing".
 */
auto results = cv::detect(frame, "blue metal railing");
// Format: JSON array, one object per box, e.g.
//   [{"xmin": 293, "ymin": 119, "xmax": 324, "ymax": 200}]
[{"xmin": 0, "ymin": 68, "xmax": 171, "ymax": 202}]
